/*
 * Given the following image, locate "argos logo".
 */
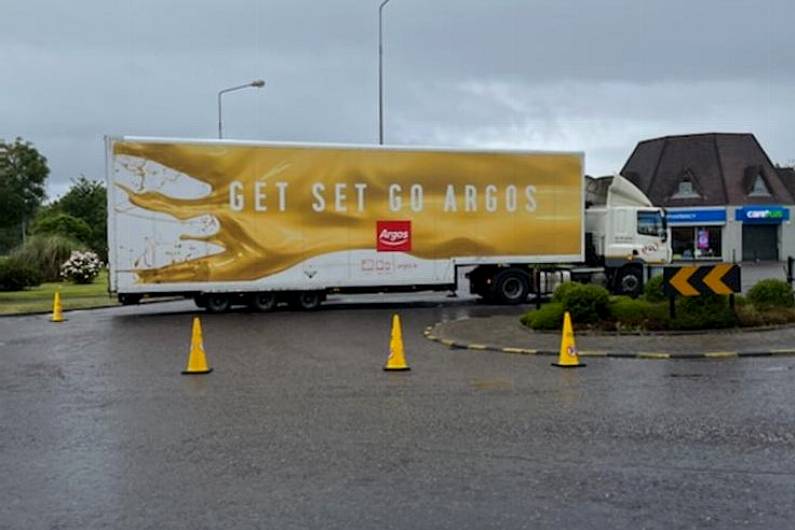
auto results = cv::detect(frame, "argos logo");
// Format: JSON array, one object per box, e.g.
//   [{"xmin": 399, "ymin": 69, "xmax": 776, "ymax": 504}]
[{"xmin": 377, "ymin": 220, "xmax": 411, "ymax": 252}]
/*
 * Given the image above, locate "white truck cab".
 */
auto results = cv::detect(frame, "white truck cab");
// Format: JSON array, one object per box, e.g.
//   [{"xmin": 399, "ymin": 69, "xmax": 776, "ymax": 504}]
[{"xmin": 584, "ymin": 175, "xmax": 670, "ymax": 295}]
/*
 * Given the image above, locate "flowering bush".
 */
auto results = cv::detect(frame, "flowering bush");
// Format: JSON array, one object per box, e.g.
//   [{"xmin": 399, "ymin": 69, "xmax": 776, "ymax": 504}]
[{"xmin": 61, "ymin": 250, "xmax": 103, "ymax": 284}]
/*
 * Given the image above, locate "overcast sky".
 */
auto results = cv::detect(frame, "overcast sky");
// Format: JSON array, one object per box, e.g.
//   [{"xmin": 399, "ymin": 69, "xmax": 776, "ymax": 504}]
[{"xmin": 2, "ymin": 0, "xmax": 794, "ymax": 199}]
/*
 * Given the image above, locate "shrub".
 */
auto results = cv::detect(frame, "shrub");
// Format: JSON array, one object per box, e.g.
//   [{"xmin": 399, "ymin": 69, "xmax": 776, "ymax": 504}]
[
  {"xmin": 529, "ymin": 286, "xmax": 756, "ymax": 331},
  {"xmin": 10, "ymin": 234, "xmax": 84, "ymax": 282},
  {"xmin": 558, "ymin": 283, "xmax": 610, "ymax": 324},
  {"xmin": 674, "ymin": 293, "xmax": 736, "ymax": 330},
  {"xmin": 521, "ymin": 302, "xmax": 565, "ymax": 330},
  {"xmin": 0, "ymin": 257, "xmax": 42, "ymax": 291},
  {"xmin": 31, "ymin": 212, "xmax": 92, "ymax": 244},
  {"xmin": 552, "ymin": 281, "xmax": 581, "ymax": 304},
  {"xmin": 609, "ymin": 297, "xmax": 669, "ymax": 330},
  {"xmin": 734, "ymin": 294, "xmax": 748, "ymax": 307},
  {"xmin": 747, "ymin": 279, "xmax": 794, "ymax": 310},
  {"xmin": 735, "ymin": 304, "xmax": 764, "ymax": 327},
  {"xmin": 643, "ymin": 274, "xmax": 666, "ymax": 303},
  {"xmin": 60, "ymin": 250, "xmax": 103, "ymax": 284}
]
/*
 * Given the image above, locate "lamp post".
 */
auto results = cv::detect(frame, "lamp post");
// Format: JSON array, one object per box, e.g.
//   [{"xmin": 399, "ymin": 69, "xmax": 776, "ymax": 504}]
[
  {"xmin": 217, "ymin": 79, "xmax": 265, "ymax": 139},
  {"xmin": 378, "ymin": 0, "xmax": 393, "ymax": 145}
]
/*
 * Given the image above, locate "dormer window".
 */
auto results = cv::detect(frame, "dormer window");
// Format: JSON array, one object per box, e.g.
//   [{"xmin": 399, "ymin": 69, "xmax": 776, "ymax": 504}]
[
  {"xmin": 672, "ymin": 177, "xmax": 700, "ymax": 199},
  {"xmin": 749, "ymin": 173, "xmax": 771, "ymax": 197}
]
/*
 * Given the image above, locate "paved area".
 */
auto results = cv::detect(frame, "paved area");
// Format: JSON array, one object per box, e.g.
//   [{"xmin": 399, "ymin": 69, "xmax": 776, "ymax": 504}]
[
  {"xmin": 738, "ymin": 261, "xmax": 790, "ymax": 292},
  {"xmin": 1, "ymin": 297, "xmax": 795, "ymax": 529},
  {"xmin": 428, "ymin": 314, "xmax": 795, "ymax": 356}
]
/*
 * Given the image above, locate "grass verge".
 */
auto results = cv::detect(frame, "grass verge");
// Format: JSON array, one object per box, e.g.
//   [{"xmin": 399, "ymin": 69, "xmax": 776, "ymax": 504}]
[{"xmin": 0, "ymin": 270, "xmax": 117, "ymax": 315}]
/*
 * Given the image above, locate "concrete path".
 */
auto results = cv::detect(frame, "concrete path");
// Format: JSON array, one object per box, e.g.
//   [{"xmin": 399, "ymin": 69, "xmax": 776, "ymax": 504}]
[{"xmin": 427, "ymin": 314, "xmax": 795, "ymax": 357}]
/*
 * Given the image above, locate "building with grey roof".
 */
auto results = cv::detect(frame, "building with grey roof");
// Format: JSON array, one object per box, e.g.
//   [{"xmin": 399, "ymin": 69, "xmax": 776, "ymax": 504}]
[{"xmin": 622, "ymin": 133, "xmax": 794, "ymax": 262}]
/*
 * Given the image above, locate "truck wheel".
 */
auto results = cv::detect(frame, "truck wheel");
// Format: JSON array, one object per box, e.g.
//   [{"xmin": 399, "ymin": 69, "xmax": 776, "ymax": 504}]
[
  {"xmin": 118, "ymin": 293, "xmax": 143, "ymax": 305},
  {"xmin": 291, "ymin": 291, "xmax": 322, "ymax": 311},
  {"xmin": 493, "ymin": 270, "xmax": 530, "ymax": 305},
  {"xmin": 203, "ymin": 294, "xmax": 231, "ymax": 313},
  {"xmin": 249, "ymin": 292, "xmax": 276, "ymax": 312},
  {"xmin": 616, "ymin": 268, "xmax": 643, "ymax": 298}
]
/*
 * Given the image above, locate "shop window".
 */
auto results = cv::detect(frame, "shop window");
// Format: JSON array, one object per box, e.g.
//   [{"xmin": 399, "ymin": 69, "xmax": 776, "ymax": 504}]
[
  {"xmin": 749, "ymin": 173, "xmax": 771, "ymax": 197},
  {"xmin": 672, "ymin": 227, "xmax": 695, "ymax": 259},
  {"xmin": 695, "ymin": 226, "xmax": 721, "ymax": 258},
  {"xmin": 671, "ymin": 226, "xmax": 722, "ymax": 260}
]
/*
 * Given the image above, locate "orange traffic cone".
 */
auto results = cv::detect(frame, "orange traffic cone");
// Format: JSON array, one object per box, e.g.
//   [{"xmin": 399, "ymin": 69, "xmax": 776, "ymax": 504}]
[
  {"xmin": 384, "ymin": 314, "xmax": 410, "ymax": 371},
  {"xmin": 50, "ymin": 291, "xmax": 65, "ymax": 323},
  {"xmin": 552, "ymin": 311, "xmax": 585, "ymax": 368},
  {"xmin": 182, "ymin": 317, "xmax": 213, "ymax": 375}
]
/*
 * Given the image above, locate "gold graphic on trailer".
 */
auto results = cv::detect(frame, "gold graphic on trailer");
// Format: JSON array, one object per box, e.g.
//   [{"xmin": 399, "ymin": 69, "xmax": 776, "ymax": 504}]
[{"xmin": 113, "ymin": 141, "xmax": 582, "ymax": 283}]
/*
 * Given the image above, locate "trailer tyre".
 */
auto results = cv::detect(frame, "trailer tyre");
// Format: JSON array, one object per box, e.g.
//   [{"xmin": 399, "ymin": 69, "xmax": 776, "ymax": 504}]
[
  {"xmin": 249, "ymin": 292, "xmax": 277, "ymax": 312},
  {"xmin": 616, "ymin": 267, "xmax": 643, "ymax": 298},
  {"xmin": 291, "ymin": 291, "xmax": 322, "ymax": 311},
  {"xmin": 118, "ymin": 293, "xmax": 142, "ymax": 305},
  {"xmin": 203, "ymin": 294, "xmax": 231, "ymax": 313},
  {"xmin": 493, "ymin": 270, "xmax": 530, "ymax": 305}
]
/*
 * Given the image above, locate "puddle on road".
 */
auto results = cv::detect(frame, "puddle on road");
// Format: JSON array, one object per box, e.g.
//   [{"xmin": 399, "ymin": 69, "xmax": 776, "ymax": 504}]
[{"xmin": 763, "ymin": 365, "xmax": 793, "ymax": 372}]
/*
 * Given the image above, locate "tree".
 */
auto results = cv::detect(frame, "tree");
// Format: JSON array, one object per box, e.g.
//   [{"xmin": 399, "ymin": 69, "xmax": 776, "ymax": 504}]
[
  {"xmin": 0, "ymin": 138, "xmax": 49, "ymax": 231},
  {"xmin": 51, "ymin": 176, "xmax": 107, "ymax": 260},
  {"xmin": 30, "ymin": 212, "xmax": 92, "ymax": 244}
]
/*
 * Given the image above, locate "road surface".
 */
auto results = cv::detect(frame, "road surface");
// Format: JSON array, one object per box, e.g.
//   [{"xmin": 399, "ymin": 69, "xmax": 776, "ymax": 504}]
[{"xmin": 1, "ymin": 295, "xmax": 794, "ymax": 529}]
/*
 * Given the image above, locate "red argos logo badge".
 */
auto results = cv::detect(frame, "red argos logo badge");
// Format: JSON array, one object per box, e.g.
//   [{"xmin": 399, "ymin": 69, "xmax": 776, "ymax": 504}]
[{"xmin": 377, "ymin": 220, "xmax": 411, "ymax": 252}]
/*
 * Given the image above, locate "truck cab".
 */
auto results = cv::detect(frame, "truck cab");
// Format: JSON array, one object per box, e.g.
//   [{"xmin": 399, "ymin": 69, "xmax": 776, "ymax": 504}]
[
  {"xmin": 585, "ymin": 175, "xmax": 670, "ymax": 295},
  {"xmin": 468, "ymin": 174, "xmax": 671, "ymax": 303}
]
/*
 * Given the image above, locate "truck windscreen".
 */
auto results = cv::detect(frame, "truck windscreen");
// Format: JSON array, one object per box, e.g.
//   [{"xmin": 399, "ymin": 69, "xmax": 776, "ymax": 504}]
[{"xmin": 637, "ymin": 211, "xmax": 666, "ymax": 238}]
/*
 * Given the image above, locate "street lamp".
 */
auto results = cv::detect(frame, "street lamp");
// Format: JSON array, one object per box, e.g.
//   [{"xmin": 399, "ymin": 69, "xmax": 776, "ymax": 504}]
[
  {"xmin": 217, "ymin": 79, "xmax": 266, "ymax": 139},
  {"xmin": 378, "ymin": 0, "xmax": 393, "ymax": 145}
]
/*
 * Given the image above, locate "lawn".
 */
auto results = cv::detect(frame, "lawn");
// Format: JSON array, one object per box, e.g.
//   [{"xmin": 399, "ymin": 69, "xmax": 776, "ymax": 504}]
[{"xmin": 0, "ymin": 270, "xmax": 118, "ymax": 315}]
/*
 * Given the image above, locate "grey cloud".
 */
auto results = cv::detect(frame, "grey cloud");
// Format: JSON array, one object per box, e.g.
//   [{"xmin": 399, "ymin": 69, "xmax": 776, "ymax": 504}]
[{"xmin": 1, "ymin": 0, "xmax": 793, "ymax": 198}]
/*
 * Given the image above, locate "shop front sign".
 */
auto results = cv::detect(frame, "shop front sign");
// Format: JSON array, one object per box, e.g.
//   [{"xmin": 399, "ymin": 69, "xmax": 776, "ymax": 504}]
[
  {"xmin": 666, "ymin": 209, "xmax": 726, "ymax": 225},
  {"xmin": 735, "ymin": 206, "xmax": 790, "ymax": 224}
]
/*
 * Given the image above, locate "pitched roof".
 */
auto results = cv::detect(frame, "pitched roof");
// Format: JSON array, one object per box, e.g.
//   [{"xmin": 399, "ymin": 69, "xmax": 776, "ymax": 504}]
[
  {"xmin": 777, "ymin": 166, "xmax": 795, "ymax": 200},
  {"xmin": 620, "ymin": 133, "xmax": 794, "ymax": 206}
]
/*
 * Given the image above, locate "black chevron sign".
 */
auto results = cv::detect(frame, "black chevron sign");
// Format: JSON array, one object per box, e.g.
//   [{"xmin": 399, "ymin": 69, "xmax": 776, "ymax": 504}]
[{"xmin": 663, "ymin": 264, "xmax": 741, "ymax": 297}]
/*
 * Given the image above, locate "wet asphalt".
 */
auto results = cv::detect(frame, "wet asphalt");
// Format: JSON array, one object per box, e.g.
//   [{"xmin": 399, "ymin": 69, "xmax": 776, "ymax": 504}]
[{"xmin": 1, "ymin": 295, "xmax": 795, "ymax": 529}]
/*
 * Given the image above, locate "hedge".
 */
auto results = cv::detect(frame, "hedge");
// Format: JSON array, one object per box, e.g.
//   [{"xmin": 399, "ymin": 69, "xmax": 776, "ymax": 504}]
[
  {"xmin": 521, "ymin": 302, "xmax": 564, "ymax": 330},
  {"xmin": 0, "ymin": 257, "xmax": 42, "ymax": 291},
  {"xmin": 747, "ymin": 279, "xmax": 794, "ymax": 310}
]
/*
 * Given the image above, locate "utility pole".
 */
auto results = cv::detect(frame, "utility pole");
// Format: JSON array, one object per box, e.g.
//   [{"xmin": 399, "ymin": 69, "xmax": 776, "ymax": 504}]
[{"xmin": 378, "ymin": 0, "xmax": 393, "ymax": 145}]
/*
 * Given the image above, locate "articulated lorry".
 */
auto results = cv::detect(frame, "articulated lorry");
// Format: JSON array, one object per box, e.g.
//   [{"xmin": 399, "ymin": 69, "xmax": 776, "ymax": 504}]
[{"xmin": 106, "ymin": 137, "xmax": 670, "ymax": 312}]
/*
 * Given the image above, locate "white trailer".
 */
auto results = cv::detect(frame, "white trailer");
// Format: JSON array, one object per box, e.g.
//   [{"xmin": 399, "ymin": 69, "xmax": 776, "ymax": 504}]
[{"xmin": 106, "ymin": 137, "xmax": 669, "ymax": 311}]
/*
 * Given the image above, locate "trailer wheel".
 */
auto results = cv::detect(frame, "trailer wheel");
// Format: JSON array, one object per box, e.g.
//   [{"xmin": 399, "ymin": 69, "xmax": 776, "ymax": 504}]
[
  {"xmin": 203, "ymin": 294, "xmax": 231, "ymax": 313},
  {"xmin": 118, "ymin": 293, "xmax": 143, "ymax": 305},
  {"xmin": 291, "ymin": 291, "xmax": 322, "ymax": 311},
  {"xmin": 493, "ymin": 270, "xmax": 530, "ymax": 305},
  {"xmin": 249, "ymin": 292, "xmax": 276, "ymax": 312},
  {"xmin": 616, "ymin": 267, "xmax": 643, "ymax": 298}
]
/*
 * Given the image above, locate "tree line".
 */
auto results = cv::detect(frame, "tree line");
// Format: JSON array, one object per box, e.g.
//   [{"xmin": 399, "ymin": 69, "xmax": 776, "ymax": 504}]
[{"xmin": 0, "ymin": 138, "xmax": 107, "ymax": 289}]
